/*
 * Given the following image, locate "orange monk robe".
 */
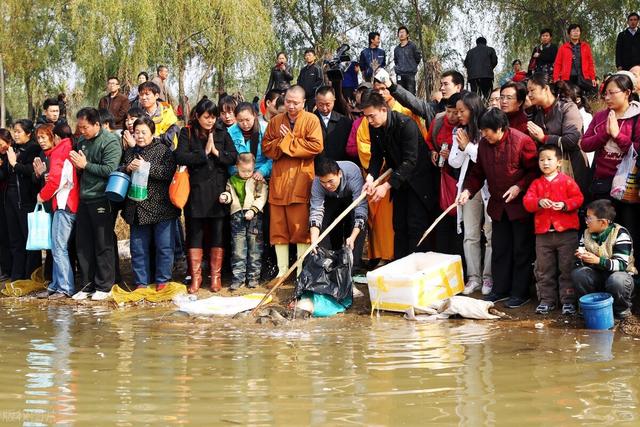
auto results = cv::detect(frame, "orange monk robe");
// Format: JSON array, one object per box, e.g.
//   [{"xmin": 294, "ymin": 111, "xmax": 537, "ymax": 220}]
[
  {"xmin": 262, "ymin": 111, "xmax": 323, "ymax": 206},
  {"xmin": 356, "ymin": 119, "xmax": 394, "ymax": 261},
  {"xmin": 263, "ymin": 111, "xmax": 323, "ymax": 243}
]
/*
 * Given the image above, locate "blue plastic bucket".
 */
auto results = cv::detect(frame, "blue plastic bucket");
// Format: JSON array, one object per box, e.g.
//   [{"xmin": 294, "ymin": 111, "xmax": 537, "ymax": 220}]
[
  {"xmin": 579, "ymin": 292, "xmax": 614, "ymax": 330},
  {"xmin": 105, "ymin": 172, "xmax": 131, "ymax": 202}
]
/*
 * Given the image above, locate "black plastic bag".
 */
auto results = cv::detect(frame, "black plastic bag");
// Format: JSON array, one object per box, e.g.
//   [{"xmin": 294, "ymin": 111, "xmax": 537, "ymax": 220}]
[{"xmin": 294, "ymin": 246, "xmax": 353, "ymax": 301}]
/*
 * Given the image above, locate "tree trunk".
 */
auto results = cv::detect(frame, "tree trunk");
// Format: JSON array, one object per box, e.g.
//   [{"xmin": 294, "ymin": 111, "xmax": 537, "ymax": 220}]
[
  {"xmin": 25, "ymin": 75, "xmax": 35, "ymax": 121},
  {"xmin": 216, "ymin": 62, "xmax": 225, "ymax": 96},
  {"xmin": 178, "ymin": 52, "xmax": 186, "ymax": 120},
  {"xmin": 196, "ymin": 64, "xmax": 214, "ymax": 102},
  {"xmin": 0, "ymin": 55, "xmax": 5, "ymax": 128},
  {"xmin": 411, "ymin": 0, "xmax": 428, "ymax": 98}
]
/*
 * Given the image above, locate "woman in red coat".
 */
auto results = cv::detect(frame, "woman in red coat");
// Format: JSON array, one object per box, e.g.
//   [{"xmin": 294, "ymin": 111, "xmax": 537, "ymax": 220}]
[
  {"xmin": 458, "ymin": 108, "xmax": 538, "ymax": 309},
  {"xmin": 553, "ymin": 24, "xmax": 596, "ymax": 93},
  {"xmin": 35, "ymin": 124, "xmax": 79, "ymax": 299}
]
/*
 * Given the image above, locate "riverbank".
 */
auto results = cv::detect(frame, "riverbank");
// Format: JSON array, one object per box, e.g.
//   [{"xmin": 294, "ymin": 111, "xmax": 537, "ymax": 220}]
[{"xmin": 3, "ymin": 262, "xmax": 639, "ymax": 338}]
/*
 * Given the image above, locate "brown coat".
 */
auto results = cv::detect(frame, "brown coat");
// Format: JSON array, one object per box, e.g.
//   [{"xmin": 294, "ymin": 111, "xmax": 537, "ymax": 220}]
[
  {"xmin": 262, "ymin": 111, "xmax": 323, "ymax": 205},
  {"xmin": 98, "ymin": 93, "xmax": 130, "ymax": 129}
]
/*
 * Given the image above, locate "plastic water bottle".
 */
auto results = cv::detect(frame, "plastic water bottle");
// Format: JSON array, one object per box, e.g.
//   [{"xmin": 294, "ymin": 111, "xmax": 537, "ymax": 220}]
[{"xmin": 438, "ymin": 143, "xmax": 449, "ymax": 167}]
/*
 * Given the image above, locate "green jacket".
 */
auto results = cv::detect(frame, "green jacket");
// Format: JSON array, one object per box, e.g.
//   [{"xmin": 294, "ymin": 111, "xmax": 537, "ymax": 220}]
[{"xmin": 76, "ymin": 129, "xmax": 122, "ymax": 200}]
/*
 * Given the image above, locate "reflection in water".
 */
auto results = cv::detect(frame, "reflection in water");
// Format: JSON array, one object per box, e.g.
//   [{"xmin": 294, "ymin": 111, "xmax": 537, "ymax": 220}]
[{"xmin": 0, "ymin": 301, "xmax": 638, "ymax": 425}]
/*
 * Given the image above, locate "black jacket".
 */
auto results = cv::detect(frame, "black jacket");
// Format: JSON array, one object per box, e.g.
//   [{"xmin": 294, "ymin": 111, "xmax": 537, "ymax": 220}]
[
  {"xmin": 314, "ymin": 110, "xmax": 353, "ymax": 167},
  {"xmin": 123, "ymin": 139, "xmax": 179, "ymax": 225},
  {"xmin": 265, "ymin": 65, "xmax": 293, "ymax": 94},
  {"xmin": 393, "ymin": 41, "xmax": 422, "ymax": 75},
  {"xmin": 298, "ymin": 63, "xmax": 324, "ymax": 100},
  {"xmin": 464, "ymin": 44, "xmax": 498, "ymax": 80},
  {"xmin": 616, "ymin": 29, "xmax": 640, "ymax": 70},
  {"xmin": 174, "ymin": 123, "xmax": 238, "ymax": 218},
  {"xmin": 35, "ymin": 115, "xmax": 67, "ymax": 128},
  {"xmin": 368, "ymin": 111, "xmax": 437, "ymax": 209},
  {"xmin": 0, "ymin": 140, "xmax": 41, "ymax": 210},
  {"xmin": 528, "ymin": 43, "xmax": 558, "ymax": 75}
]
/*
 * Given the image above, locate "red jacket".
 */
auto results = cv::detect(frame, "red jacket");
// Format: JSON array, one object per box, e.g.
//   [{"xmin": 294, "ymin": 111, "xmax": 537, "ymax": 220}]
[
  {"xmin": 523, "ymin": 172, "xmax": 584, "ymax": 234},
  {"xmin": 426, "ymin": 113, "xmax": 455, "ymax": 151},
  {"xmin": 507, "ymin": 110, "xmax": 528, "ymax": 135},
  {"xmin": 553, "ymin": 41, "xmax": 596, "ymax": 82},
  {"xmin": 38, "ymin": 138, "xmax": 79, "ymax": 213},
  {"xmin": 463, "ymin": 128, "xmax": 538, "ymax": 221}
]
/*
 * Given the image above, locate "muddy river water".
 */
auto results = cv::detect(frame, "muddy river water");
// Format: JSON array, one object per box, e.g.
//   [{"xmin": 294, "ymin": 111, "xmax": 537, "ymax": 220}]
[{"xmin": 0, "ymin": 299, "xmax": 638, "ymax": 426}]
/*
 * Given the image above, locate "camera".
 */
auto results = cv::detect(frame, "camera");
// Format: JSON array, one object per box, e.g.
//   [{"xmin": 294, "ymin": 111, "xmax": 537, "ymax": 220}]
[{"xmin": 324, "ymin": 44, "xmax": 351, "ymax": 81}]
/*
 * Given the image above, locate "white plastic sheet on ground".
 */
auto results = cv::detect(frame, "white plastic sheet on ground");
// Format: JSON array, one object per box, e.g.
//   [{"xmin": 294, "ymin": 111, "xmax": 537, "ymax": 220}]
[
  {"xmin": 174, "ymin": 293, "xmax": 272, "ymax": 316},
  {"xmin": 403, "ymin": 296, "xmax": 500, "ymax": 321}
]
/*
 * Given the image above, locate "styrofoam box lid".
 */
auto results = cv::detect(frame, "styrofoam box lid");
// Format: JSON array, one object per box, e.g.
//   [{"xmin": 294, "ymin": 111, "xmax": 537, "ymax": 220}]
[{"xmin": 366, "ymin": 252, "xmax": 462, "ymax": 281}]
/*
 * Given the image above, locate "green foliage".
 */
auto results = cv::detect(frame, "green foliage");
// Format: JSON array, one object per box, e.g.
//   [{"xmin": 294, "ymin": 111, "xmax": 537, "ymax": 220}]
[{"xmin": 487, "ymin": 0, "xmax": 636, "ymax": 76}]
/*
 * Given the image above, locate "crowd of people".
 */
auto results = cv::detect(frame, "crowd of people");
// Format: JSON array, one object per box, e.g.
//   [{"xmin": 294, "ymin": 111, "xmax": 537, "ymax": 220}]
[{"xmin": 1, "ymin": 15, "xmax": 640, "ymax": 319}]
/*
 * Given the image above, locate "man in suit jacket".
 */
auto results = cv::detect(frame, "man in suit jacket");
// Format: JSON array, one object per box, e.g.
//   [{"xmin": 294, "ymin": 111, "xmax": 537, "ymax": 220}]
[{"xmin": 314, "ymin": 86, "xmax": 354, "ymax": 167}]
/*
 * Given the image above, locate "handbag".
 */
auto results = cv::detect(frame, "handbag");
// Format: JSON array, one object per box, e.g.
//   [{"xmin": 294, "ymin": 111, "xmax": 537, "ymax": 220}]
[
  {"xmin": 26, "ymin": 203, "xmax": 52, "ymax": 251},
  {"xmin": 559, "ymin": 139, "xmax": 574, "ymax": 179},
  {"xmin": 169, "ymin": 165, "xmax": 190, "ymax": 209}
]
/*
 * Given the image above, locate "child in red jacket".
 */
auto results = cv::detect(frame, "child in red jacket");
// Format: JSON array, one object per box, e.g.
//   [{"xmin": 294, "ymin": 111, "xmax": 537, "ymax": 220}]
[{"xmin": 523, "ymin": 144, "xmax": 584, "ymax": 315}]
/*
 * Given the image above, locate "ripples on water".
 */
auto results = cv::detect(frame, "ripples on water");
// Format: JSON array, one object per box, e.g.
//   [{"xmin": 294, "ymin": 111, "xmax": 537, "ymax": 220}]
[{"xmin": 0, "ymin": 300, "xmax": 638, "ymax": 426}]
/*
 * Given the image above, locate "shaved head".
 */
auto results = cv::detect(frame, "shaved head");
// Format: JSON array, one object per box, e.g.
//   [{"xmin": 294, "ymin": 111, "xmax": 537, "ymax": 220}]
[{"xmin": 286, "ymin": 85, "xmax": 306, "ymax": 100}]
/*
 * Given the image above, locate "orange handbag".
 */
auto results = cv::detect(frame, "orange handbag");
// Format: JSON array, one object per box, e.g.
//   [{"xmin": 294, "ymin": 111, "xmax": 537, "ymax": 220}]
[{"xmin": 169, "ymin": 166, "xmax": 190, "ymax": 209}]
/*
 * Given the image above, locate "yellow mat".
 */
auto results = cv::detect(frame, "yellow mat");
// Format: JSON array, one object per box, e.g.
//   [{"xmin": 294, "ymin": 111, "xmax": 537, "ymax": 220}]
[
  {"xmin": 1, "ymin": 267, "xmax": 47, "ymax": 297},
  {"xmin": 111, "ymin": 282, "xmax": 187, "ymax": 304}
]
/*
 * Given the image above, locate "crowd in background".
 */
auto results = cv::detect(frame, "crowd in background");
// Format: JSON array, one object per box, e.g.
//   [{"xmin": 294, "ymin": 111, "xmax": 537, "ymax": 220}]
[{"xmin": 1, "ymin": 13, "xmax": 640, "ymax": 319}]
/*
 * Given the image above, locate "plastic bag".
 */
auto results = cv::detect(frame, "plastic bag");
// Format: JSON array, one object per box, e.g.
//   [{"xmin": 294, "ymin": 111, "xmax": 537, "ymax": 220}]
[
  {"xmin": 294, "ymin": 246, "xmax": 353, "ymax": 302},
  {"xmin": 26, "ymin": 203, "xmax": 52, "ymax": 250},
  {"xmin": 611, "ymin": 144, "xmax": 637, "ymax": 201},
  {"xmin": 128, "ymin": 160, "xmax": 150, "ymax": 201}
]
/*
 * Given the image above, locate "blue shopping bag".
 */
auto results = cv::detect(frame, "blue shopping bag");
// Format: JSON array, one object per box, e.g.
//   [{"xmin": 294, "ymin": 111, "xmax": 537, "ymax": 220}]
[{"xmin": 26, "ymin": 203, "xmax": 52, "ymax": 250}]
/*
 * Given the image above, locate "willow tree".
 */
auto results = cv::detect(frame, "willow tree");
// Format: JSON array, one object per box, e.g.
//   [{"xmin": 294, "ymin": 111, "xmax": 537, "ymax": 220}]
[
  {"xmin": 67, "ymin": 0, "xmax": 158, "ymax": 104},
  {"xmin": 486, "ymin": 0, "xmax": 636, "ymax": 75},
  {"xmin": 154, "ymin": 0, "xmax": 274, "ymax": 108},
  {"xmin": 0, "ymin": 0, "xmax": 67, "ymax": 120}
]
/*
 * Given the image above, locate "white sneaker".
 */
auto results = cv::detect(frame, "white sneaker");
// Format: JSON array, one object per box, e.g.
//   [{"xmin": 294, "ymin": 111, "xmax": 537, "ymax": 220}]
[
  {"xmin": 91, "ymin": 290, "xmax": 110, "ymax": 301},
  {"xmin": 481, "ymin": 278, "xmax": 493, "ymax": 296},
  {"xmin": 462, "ymin": 280, "xmax": 482, "ymax": 295},
  {"xmin": 72, "ymin": 291, "xmax": 92, "ymax": 300}
]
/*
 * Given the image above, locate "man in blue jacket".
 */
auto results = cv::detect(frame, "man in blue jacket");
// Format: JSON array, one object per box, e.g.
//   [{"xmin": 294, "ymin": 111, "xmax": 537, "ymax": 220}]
[{"xmin": 359, "ymin": 31, "xmax": 386, "ymax": 82}]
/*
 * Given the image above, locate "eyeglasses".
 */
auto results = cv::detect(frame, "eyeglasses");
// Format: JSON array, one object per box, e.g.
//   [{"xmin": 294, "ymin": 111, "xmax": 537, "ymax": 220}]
[
  {"xmin": 500, "ymin": 95, "xmax": 516, "ymax": 101},
  {"xmin": 603, "ymin": 89, "xmax": 623, "ymax": 98},
  {"xmin": 488, "ymin": 97, "xmax": 500, "ymax": 103},
  {"xmin": 584, "ymin": 216, "xmax": 607, "ymax": 223}
]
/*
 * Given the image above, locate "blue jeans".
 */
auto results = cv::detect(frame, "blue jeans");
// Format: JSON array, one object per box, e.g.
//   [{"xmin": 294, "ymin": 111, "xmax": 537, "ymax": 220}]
[
  {"xmin": 231, "ymin": 211, "xmax": 263, "ymax": 286},
  {"xmin": 48, "ymin": 210, "xmax": 76, "ymax": 296},
  {"xmin": 130, "ymin": 220, "xmax": 175, "ymax": 285}
]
